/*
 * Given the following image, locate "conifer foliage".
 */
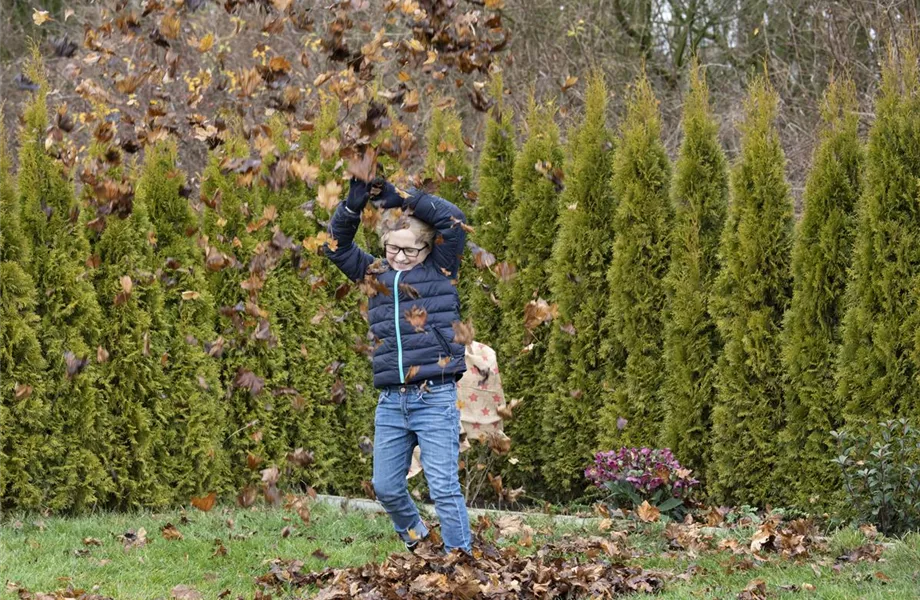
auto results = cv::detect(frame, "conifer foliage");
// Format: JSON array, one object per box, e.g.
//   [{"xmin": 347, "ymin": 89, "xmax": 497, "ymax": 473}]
[
  {"xmin": 709, "ymin": 75, "xmax": 794, "ymax": 505},
  {"xmin": 137, "ymin": 141, "xmax": 230, "ymax": 499},
  {"xmin": 0, "ymin": 112, "xmax": 50, "ymax": 511},
  {"xmin": 90, "ymin": 137, "xmax": 172, "ymax": 509},
  {"xmin": 17, "ymin": 57, "xmax": 111, "ymax": 512},
  {"xmin": 468, "ymin": 75, "xmax": 517, "ymax": 351},
  {"xmin": 779, "ymin": 79, "xmax": 862, "ymax": 509},
  {"xmin": 660, "ymin": 64, "xmax": 729, "ymax": 481},
  {"xmin": 498, "ymin": 101, "xmax": 564, "ymax": 491},
  {"xmin": 599, "ymin": 74, "xmax": 673, "ymax": 449},
  {"xmin": 540, "ymin": 73, "xmax": 617, "ymax": 496},
  {"xmin": 837, "ymin": 45, "xmax": 920, "ymax": 424}
]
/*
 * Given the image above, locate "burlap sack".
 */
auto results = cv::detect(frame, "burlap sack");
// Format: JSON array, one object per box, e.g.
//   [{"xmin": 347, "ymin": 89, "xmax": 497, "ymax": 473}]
[{"xmin": 406, "ymin": 341, "xmax": 509, "ymax": 478}]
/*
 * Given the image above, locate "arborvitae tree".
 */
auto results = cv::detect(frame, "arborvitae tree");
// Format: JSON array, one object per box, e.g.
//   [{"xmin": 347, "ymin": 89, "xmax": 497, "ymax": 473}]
[
  {"xmin": 838, "ymin": 45, "xmax": 920, "ymax": 424},
  {"xmin": 259, "ymin": 103, "xmax": 375, "ymax": 494},
  {"xmin": 1, "ymin": 112, "xmax": 50, "ymax": 511},
  {"xmin": 18, "ymin": 58, "xmax": 111, "ymax": 512},
  {"xmin": 709, "ymin": 75, "xmax": 794, "ymax": 506},
  {"xmin": 598, "ymin": 75, "xmax": 672, "ymax": 449},
  {"xmin": 468, "ymin": 75, "xmax": 517, "ymax": 351},
  {"xmin": 137, "ymin": 141, "xmax": 230, "ymax": 500},
  {"xmin": 497, "ymin": 101, "xmax": 564, "ymax": 492},
  {"xmin": 91, "ymin": 143, "xmax": 172, "ymax": 509},
  {"xmin": 540, "ymin": 73, "xmax": 617, "ymax": 496},
  {"xmin": 660, "ymin": 64, "xmax": 729, "ymax": 481},
  {"xmin": 423, "ymin": 103, "xmax": 474, "ymax": 216},
  {"xmin": 201, "ymin": 132, "xmax": 287, "ymax": 488},
  {"xmin": 778, "ymin": 79, "xmax": 862, "ymax": 509}
]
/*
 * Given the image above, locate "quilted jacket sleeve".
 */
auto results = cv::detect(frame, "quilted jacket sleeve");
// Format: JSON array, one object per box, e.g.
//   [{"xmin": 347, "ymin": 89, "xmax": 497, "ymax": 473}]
[
  {"xmin": 324, "ymin": 199, "xmax": 375, "ymax": 283},
  {"xmin": 405, "ymin": 191, "xmax": 467, "ymax": 278}
]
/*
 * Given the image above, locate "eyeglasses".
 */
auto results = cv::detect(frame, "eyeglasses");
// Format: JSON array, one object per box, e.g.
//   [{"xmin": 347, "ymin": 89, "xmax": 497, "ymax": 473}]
[{"xmin": 384, "ymin": 243, "xmax": 428, "ymax": 258}]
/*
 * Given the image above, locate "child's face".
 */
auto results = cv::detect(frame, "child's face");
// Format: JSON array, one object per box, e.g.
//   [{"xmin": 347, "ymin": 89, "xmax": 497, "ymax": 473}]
[{"xmin": 384, "ymin": 229, "xmax": 430, "ymax": 271}]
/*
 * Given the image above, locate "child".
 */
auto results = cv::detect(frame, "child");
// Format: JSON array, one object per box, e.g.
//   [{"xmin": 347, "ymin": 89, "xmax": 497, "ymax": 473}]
[{"xmin": 324, "ymin": 176, "xmax": 472, "ymax": 554}]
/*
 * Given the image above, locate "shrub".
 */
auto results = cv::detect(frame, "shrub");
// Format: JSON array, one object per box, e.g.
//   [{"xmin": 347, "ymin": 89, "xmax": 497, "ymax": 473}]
[
  {"xmin": 586, "ymin": 447, "xmax": 699, "ymax": 517},
  {"xmin": 831, "ymin": 419, "xmax": 920, "ymax": 536},
  {"xmin": 541, "ymin": 72, "xmax": 616, "ymax": 497},
  {"xmin": 709, "ymin": 74, "xmax": 794, "ymax": 506}
]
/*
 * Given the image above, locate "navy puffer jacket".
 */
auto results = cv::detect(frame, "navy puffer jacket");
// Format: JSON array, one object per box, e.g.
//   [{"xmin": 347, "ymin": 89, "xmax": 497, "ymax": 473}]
[{"xmin": 324, "ymin": 179, "xmax": 467, "ymax": 389}]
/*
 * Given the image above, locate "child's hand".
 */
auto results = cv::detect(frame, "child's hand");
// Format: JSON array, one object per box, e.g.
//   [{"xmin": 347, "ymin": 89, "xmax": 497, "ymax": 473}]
[
  {"xmin": 369, "ymin": 179, "xmax": 407, "ymax": 210},
  {"xmin": 344, "ymin": 177, "xmax": 378, "ymax": 212}
]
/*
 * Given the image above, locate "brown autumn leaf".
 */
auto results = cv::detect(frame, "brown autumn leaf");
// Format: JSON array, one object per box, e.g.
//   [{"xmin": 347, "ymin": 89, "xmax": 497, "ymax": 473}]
[
  {"xmin": 181, "ymin": 290, "xmax": 201, "ymax": 301},
  {"xmin": 346, "ymin": 146, "xmax": 378, "ymax": 182},
  {"xmin": 523, "ymin": 298, "xmax": 557, "ymax": 331},
  {"xmin": 451, "ymin": 320, "xmax": 475, "ymax": 346},
  {"xmin": 191, "ymin": 492, "xmax": 217, "ymax": 512},
  {"xmin": 317, "ymin": 180, "xmax": 343, "ymax": 212},
  {"xmin": 493, "ymin": 261, "xmax": 516, "ymax": 282},
  {"xmin": 405, "ymin": 365, "xmax": 421, "ymax": 380},
  {"xmin": 561, "ymin": 75, "xmax": 579, "ymax": 91},
  {"xmin": 330, "ymin": 378, "xmax": 346, "ymax": 404},
  {"xmin": 237, "ymin": 486, "xmax": 258, "ymax": 508},
  {"xmin": 636, "ymin": 500, "xmax": 660, "ymax": 523},
  {"xmin": 96, "ymin": 346, "xmax": 109, "ymax": 363},
  {"xmin": 161, "ymin": 522, "xmax": 184, "ymax": 541},
  {"xmin": 14, "ymin": 383, "xmax": 33, "ymax": 400},
  {"xmin": 405, "ymin": 305, "xmax": 428, "ymax": 332}
]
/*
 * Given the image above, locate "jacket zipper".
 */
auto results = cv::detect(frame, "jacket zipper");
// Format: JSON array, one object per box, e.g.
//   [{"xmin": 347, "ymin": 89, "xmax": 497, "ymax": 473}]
[
  {"xmin": 393, "ymin": 270, "xmax": 405, "ymax": 383},
  {"xmin": 433, "ymin": 327, "xmax": 451, "ymax": 357}
]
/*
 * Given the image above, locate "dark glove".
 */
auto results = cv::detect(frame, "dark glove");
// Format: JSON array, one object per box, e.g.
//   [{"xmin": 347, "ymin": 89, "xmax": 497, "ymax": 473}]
[
  {"xmin": 344, "ymin": 177, "xmax": 374, "ymax": 212},
  {"xmin": 372, "ymin": 180, "xmax": 408, "ymax": 210}
]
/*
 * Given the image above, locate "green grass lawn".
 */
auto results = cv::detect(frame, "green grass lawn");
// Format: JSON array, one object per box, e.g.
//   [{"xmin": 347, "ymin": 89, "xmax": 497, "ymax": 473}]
[{"xmin": 1, "ymin": 502, "xmax": 918, "ymax": 599}]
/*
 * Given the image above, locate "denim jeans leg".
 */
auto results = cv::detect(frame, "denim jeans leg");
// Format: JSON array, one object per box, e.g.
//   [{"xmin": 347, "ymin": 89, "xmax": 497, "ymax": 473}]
[
  {"xmin": 413, "ymin": 386, "xmax": 471, "ymax": 552},
  {"xmin": 372, "ymin": 391, "xmax": 429, "ymax": 544}
]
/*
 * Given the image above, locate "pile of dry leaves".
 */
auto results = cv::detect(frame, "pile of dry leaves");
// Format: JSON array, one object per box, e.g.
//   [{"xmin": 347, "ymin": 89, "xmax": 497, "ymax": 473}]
[{"xmin": 258, "ymin": 519, "xmax": 667, "ymax": 599}]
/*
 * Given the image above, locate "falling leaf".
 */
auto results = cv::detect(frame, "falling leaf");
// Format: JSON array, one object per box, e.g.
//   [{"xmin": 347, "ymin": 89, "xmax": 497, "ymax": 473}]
[
  {"xmin": 14, "ymin": 383, "xmax": 33, "ymax": 400},
  {"xmin": 561, "ymin": 75, "xmax": 579, "ymax": 91},
  {"xmin": 405, "ymin": 306, "xmax": 428, "ymax": 332},
  {"xmin": 181, "ymin": 290, "xmax": 201, "ymax": 301},
  {"xmin": 317, "ymin": 180, "xmax": 343, "ymax": 212},
  {"xmin": 97, "ymin": 346, "xmax": 109, "ymax": 363},
  {"xmin": 191, "ymin": 492, "xmax": 217, "ymax": 512},
  {"xmin": 405, "ymin": 365, "xmax": 421, "ymax": 380},
  {"xmin": 64, "ymin": 351, "xmax": 88, "ymax": 379},
  {"xmin": 32, "ymin": 9, "xmax": 53, "ymax": 25},
  {"xmin": 346, "ymin": 146, "xmax": 378, "ymax": 182},
  {"xmin": 451, "ymin": 320, "xmax": 475, "ymax": 345}
]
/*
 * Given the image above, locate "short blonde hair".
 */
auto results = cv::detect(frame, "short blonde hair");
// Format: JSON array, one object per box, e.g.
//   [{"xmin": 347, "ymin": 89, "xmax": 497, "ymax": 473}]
[{"xmin": 378, "ymin": 208, "xmax": 435, "ymax": 248}]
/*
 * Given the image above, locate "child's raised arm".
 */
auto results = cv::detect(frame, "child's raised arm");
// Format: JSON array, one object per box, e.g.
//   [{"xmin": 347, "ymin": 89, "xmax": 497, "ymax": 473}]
[
  {"xmin": 380, "ymin": 189, "xmax": 467, "ymax": 279},
  {"xmin": 324, "ymin": 178, "xmax": 387, "ymax": 282}
]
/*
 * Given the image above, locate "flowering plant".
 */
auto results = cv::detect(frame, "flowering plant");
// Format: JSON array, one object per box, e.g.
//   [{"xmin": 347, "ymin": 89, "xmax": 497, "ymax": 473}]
[{"xmin": 585, "ymin": 447, "xmax": 699, "ymax": 517}]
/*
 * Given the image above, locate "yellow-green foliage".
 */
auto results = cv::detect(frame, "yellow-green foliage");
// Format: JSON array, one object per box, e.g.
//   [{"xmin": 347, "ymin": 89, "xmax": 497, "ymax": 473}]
[
  {"xmin": 541, "ymin": 73, "xmax": 617, "ymax": 497},
  {"xmin": 137, "ymin": 141, "xmax": 230, "ymax": 500},
  {"xmin": 498, "ymin": 100, "xmax": 563, "ymax": 492},
  {"xmin": 468, "ymin": 75, "xmax": 517, "ymax": 352},
  {"xmin": 709, "ymin": 75, "xmax": 794, "ymax": 506},
  {"xmin": 17, "ymin": 56, "xmax": 111, "ymax": 512},
  {"xmin": 200, "ymin": 134, "xmax": 288, "ymax": 487},
  {"xmin": 660, "ymin": 64, "xmax": 729, "ymax": 482},
  {"xmin": 837, "ymin": 44, "xmax": 920, "ymax": 424},
  {"xmin": 779, "ymin": 79, "xmax": 862, "ymax": 510},
  {"xmin": 1, "ymin": 113, "xmax": 50, "ymax": 511},
  {"xmin": 599, "ymin": 74, "xmax": 672, "ymax": 449},
  {"xmin": 93, "ymin": 152, "xmax": 172, "ymax": 509}
]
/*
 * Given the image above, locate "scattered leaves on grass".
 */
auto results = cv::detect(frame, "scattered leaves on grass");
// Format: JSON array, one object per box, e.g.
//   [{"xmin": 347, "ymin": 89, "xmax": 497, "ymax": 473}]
[{"xmin": 258, "ymin": 527, "xmax": 666, "ymax": 599}]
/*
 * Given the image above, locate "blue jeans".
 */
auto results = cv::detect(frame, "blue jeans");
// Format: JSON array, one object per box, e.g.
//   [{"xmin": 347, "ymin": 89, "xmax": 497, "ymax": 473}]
[{"xmin": 372, "ymin": 382, "xmax": 472, "ymax": 552}]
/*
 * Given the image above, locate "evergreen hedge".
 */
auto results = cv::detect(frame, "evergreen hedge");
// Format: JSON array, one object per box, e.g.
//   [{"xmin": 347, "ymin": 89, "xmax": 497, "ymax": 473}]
[
  {"xmin": 541, "ymin": 73, "xmax": 617, "ymax": 497},
  {"xmin": 599, "ymin": 74, "xmax": 672, "ymax": 449},
  {"xmin": 498, "ymin": 100, "xmax": 564, "ymax": 493},
  {"xmin": 660, "ymin": 63, "xmax": 729, "ymax": 483},
  {"xmin": 709, "ymin": 75, "xmax": 794, "ymax": 506},
  {"xmin": 779, "ymin": 79, "xmax": 862, "ymax": 510},
  {"xmin": 837, "ymin": 45, "xmax": 920, "ymax": 424}
]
